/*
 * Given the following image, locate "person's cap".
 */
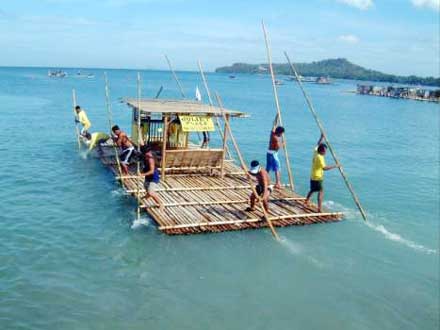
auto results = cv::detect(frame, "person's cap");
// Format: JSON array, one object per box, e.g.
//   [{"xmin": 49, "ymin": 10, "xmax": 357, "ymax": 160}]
[{"xmin": 249, "ymin": 160, "xmax": 260, "ymax": 175}]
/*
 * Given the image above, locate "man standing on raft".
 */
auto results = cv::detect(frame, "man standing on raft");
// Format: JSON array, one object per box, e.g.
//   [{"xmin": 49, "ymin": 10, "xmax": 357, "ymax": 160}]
[
  {"xmin": 140, "ymin": 145, "xmax": 164, "ymax": 211},
  {"xmin": 246, "ymin": 160, "xmax": 272, "ymax": 214},
  {"xmin": 111, "ymin": 125, "xmax": 135, "ymax": 175},
  {"xmin": 266, "ymin": 114, "xmax": 284, "ymax": 189},
  {"xmin": 305, "ymin": 134, "xmax": 340, "ymax": 212}
]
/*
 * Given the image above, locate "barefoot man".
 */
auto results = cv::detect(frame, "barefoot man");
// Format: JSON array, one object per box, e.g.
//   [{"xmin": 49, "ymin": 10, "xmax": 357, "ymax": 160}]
[
  {"xmin": 245, "ymin": 160, "xmax": 272, "ymax": 214},
  {"xmin": 140, "ymin": 145, "xmax": 164, "ymax": 211},
  {"xmin": 75, "ymin": 105, "xmax": 91, "ymax": 135},
  {"xmin": 112, "ymin": 125, "xmax": 135, "ymax": 175},
  {"xmin": 266, "ymin": 115, "xmax": 285, "ymax": 189},
  {"xmin": 305, "ymin": 134, "xmax": 340, "ymax": 212}
]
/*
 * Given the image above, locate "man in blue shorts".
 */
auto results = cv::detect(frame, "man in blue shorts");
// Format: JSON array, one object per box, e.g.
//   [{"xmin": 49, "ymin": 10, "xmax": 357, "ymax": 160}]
[{"xmin": 266, "ymin": 115, "xmax": 284, "ymax": 189}]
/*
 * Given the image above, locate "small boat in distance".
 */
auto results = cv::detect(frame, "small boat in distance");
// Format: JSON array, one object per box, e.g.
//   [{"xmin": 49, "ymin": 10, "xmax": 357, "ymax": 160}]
[
  {"xmin": 315, "ymin": 76, "xmax": 331, "ymax": 84},
  {"xmin": 48, "ymin": 70, "xmax": 67, "ymax": 78},
  {"xmin": 275, "ymin": 79, "xmax": 284, "ymax": 86},
  {"xmin": 76, "ymin": 70, "xmax": 95, "ymax": 79},
  {"xmin": 229, "ymin": 75, "xmax": 236, "ymax": 79}
]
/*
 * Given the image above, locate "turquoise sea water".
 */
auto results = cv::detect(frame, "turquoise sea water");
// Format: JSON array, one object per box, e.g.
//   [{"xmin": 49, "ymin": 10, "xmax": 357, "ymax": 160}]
[{"xmin": 0, "ymin": 67, "xmax": 438, "ymax": 330}]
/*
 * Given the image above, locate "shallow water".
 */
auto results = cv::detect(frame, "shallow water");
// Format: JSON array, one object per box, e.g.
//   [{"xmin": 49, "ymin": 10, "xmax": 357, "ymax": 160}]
[{"xmin": 0, "ymin": 67, "xmax": 438, "ymax": 330}]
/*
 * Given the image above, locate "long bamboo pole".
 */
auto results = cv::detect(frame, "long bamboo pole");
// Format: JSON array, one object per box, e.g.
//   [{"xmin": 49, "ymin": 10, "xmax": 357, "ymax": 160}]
[
  {"xmin": 136, "ymin": 72, "xmax": 142, "ymax": 221},
  {"xmin": 104, "ymin": 72, "xmax": 124, "ymax": 184},
  {"xmin": 284, "ymin": 51, "xmax": 368, "ymax": 222},
  {"xmin": 165, "ymin": 55, "xmax": 186, "ymax": 98},
  {"xmin": 215, "ymin": 92, "xmax": 280, "ymax": 241},
  {"xmin": 165, "ymin": 55, "xmax": 201, "ymax": 143},
  {"xmin": 197, "ymin": 60, "xmax": 232, "ymax": 159},
  {"xmin": 71, "ymin": 89, "xmax": 81, "ymax": 150},
  {"xmin": 261, "ymin": 21, "xmax": 295, "ymax": 191}
]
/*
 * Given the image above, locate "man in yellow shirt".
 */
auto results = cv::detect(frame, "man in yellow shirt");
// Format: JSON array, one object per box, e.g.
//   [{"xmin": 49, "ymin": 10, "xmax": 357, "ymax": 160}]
[
  {"xmin": 75, "ymin": 106, "xmax": 91, "ymax": 135},
  {"xmin": 83, "ymin": 132, "xmax": 110, "ymax": 152},
  {"xmin": 305, "ymin": 134, "xmax": 340, "ymax": 212}
]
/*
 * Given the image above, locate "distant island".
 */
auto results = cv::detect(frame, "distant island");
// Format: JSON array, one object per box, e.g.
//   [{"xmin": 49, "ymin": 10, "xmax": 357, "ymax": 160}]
[{"xmin": 215, "ymin": 58, "xmax": 440, "ymax": 87}]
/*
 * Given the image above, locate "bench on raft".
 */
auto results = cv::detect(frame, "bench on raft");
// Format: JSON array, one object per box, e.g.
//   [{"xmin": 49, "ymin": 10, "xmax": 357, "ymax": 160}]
[{"xmin": 159, "ymin": 148, "xmax": 226, "ymax": 174}]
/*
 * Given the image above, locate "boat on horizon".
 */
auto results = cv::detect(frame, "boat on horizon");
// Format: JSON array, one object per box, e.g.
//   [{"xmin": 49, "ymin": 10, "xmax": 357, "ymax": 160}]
[{"xmin": 48, "ymin": 69, "xmax": 67, "ymax": 78}]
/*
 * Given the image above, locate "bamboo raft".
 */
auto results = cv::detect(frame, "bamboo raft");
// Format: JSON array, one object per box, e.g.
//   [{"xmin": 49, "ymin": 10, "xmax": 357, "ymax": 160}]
[
  {"xmin": 94, "ymin": 98, "xmax": 344, "ymax": 236},
  {"xmin": 100, "ymin": 149, "xmax": 342, "ymax": 235}
]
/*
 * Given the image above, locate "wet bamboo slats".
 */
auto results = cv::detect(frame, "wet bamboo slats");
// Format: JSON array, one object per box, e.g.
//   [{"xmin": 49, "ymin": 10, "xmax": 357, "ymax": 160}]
[{"xmin": 97, "ymin": 145, "xmax": 344, "ymax": 235}]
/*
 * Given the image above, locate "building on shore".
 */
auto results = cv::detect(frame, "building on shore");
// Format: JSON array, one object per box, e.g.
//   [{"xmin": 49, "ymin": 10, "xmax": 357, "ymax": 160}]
[{"xmin": 356, "ymin": 84, "xmax": 440, "ymax": 103}]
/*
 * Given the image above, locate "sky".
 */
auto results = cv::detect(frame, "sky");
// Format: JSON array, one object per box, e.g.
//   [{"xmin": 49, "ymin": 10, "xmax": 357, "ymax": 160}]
[{"xmin": 0, "ymin": 0, "xmax": 439, "ymax": 76}]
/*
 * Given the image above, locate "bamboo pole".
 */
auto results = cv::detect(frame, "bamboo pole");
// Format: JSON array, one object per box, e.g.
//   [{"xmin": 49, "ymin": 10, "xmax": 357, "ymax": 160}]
[
  {"xmin": 165, "ymin": 55, "xmax": 201, "ymax": 143},
  {"xmin": 142, "ymin": 197, "xmax": 305, "ymax": 208},
  {"xmin": 159, "ymin": 211, "xmax": 343, "ymax": 230},
  {"xmin": 220, "ymin": 114, "xmax": 230, "ymax": 176},
  {"xmin": 261, "ymin": 21, "xmax": 295, "ymax": 191},
  {"xmin": 284, "ymin": 51, "xmax": 368, "ymax": 222},
  {"xmin": 215, "ymin": 92, "xmax": 280, "ymax": 240},
  {"xmin": 71, "ymin": 89, "xmax": 81, "ymax": 150},
  {"xmin": 104, "ymin": 72, "xmax": 124, "ymax": 184},
  {"xmin": 165, "ymin": 55, "xmax": 186, "ymax": 98},
  {"xmin": 136, "ymin": 72, "xmax": 142, "ymax": 221},
  {"xmin": 155, "ymin": 85, "xmax": 164, "ymax": 99},
  {"xmin": 197, "ymin": 60, "xmax": 232, "ymax": 159}
]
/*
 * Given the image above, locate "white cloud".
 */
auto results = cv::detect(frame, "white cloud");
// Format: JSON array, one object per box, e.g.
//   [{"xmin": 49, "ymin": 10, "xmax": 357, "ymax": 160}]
[
  {"xmin": 411, "ymin": 0, "xmax": 440, "ymax": 11},
  {"xmin": 337, "ymin": 0, "xmax": 373, "ymax": 10},
  {"xmin": 338, "ymin": 34, "xmax": 360, "ymax": 43}
]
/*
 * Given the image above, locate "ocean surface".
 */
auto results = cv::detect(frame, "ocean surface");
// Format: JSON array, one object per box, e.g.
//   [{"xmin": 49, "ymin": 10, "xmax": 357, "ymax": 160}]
[{"xmin": 0, "ymin": 67, "xmax": 438, "ymax": 330}]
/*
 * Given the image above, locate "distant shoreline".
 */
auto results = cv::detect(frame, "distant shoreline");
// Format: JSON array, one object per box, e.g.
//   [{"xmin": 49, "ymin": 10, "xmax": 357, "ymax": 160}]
[{"xmin": 215, "ymin": 58, "xmax": 440, "ymax": 87}]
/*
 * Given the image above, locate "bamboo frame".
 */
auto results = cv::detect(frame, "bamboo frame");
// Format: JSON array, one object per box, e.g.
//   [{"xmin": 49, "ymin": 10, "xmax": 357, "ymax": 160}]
[
  {"xmin": 125, "ymin": 183, "xmax": 290, "ymax": 193},
  {"xmin": 158, "ymin": 212, "xmax": 343, "ymax": 230},
  {"xmin": 284, "ymin": 52, "xmax": 368, "ymax": 222},
  {"xmin": 261, "ymin": 21, "xmax": 295, "ymax": 191},
  {"xmin": 142, "ymin": 197, "xmax": 305, "ymax": 208}
]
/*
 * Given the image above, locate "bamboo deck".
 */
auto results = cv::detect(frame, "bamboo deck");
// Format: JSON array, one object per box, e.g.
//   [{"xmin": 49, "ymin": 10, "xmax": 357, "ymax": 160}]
[{"xmin": 98, "ymin": 146, "xmax": 343, "ymax": 235}]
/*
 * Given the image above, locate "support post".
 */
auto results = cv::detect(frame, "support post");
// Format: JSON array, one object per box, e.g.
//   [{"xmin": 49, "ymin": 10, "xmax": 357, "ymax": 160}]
[
  {"xmin": 161, "ymin": 116, "xmax": 169, "ymax": 181},
  {"xmin": 220, "ymin": 114, "xmax": 230, "ymax": 176},
  {"xmin": 261, "ymin": 21, "xmax": 295, "ymax": 191}
]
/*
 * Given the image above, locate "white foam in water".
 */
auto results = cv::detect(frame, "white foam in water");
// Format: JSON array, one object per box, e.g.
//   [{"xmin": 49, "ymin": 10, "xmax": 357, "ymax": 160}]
[
  {"xmin": 131, "ymin": 217, "xmax": 151, "ymax": 229},
  {"xmin": 325, "ymin": 200, "xmax": 438, "ymax": 255},
  {"xmin": 111, "ymin": 188, "xmax": 129, "ymax": 198},
  {"xmin": 279, "ymin": 236, "xmax": 325, "ymax": 268},
  {"xmin": 79, "ymin": 150, "xmax": 88, "ymax": 160},
  {"xmin": 366, "ymin": 222, "xmax": 437, "ymax": 255}
]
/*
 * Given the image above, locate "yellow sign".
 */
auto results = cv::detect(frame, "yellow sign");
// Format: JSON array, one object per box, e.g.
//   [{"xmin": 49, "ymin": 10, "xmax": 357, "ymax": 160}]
[{"xmin": 179, "ymin": 115, "xmax": 215, "ymax": 132}]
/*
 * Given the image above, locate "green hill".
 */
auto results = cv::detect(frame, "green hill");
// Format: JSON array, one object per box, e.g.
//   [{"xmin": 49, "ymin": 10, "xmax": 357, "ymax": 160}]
[{"xmin": 215, "ymin": 58, "xmax": 440, "ymax": 87}]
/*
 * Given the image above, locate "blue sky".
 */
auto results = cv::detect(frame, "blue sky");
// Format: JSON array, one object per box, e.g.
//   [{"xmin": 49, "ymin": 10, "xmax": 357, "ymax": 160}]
[{"xmin": 0, "ymin": 0, "xmax": 438, "ymax": 76}]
